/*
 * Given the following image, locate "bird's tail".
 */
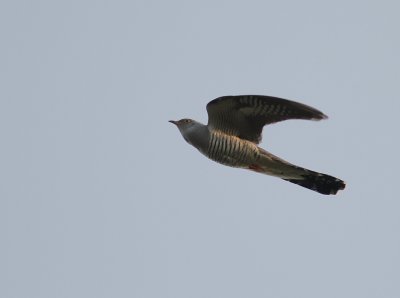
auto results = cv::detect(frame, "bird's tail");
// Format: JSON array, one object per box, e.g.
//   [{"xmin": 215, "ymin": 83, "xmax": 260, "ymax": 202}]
[
  {"xmin": 283, "ymin": 170, "xmax": 345, "ymax": 195},
  {"xmin": 252, "ymin": 148, "xmax": 345, "ymax": 195}
]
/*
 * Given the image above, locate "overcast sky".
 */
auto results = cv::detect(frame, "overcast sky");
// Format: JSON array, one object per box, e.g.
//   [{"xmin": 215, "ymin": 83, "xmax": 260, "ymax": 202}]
[{"xmin": 1, "ymin": 1, "xmax": 400, "ymax": 297}]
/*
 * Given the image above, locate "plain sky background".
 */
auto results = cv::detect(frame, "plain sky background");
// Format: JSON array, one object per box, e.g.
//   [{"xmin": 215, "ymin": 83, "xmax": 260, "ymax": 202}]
[{"xmin": 1, "ymin": 0, "xmax": 399, "ymax": 297}]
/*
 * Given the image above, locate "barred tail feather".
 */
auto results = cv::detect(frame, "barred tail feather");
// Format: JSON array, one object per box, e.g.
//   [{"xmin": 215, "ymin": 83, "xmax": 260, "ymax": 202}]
[
  {"xmin": 284, "ymin": 170, "xmax": 345, "ymax": 195},
  {"xmin": 254, "ymin": 148, "xmax": 345, "ymax": 195}
]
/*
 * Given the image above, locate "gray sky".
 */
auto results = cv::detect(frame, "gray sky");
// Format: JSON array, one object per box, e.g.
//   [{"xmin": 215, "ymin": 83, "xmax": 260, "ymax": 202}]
[{"xmin": 1, "ymin": 0, "xmax": 399, "ymax": 297}]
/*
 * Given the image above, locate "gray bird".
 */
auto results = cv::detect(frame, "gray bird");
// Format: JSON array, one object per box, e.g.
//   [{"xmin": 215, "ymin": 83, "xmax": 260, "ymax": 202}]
[{"xmin": 170, "ymin": 95, "xmax": 345, "ymax": 195}]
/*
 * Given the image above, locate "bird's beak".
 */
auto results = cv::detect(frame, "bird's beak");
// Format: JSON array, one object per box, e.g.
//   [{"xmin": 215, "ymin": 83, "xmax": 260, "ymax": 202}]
[{"xmin": 169, "ymin": 120, "xmax": 178, "ymax": 125}]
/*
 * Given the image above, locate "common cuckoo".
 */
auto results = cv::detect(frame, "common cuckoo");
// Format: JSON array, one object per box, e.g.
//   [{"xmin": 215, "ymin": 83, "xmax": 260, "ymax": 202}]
[{"xmin": 170, "ymin": 95, "xmax": 345, "ymax": 195}]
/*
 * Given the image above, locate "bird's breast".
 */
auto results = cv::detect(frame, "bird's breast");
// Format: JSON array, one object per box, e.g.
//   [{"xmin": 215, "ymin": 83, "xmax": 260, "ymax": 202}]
[{"xmin": 207, "ymin": 131, "xmax": 260, "ymax": 167}]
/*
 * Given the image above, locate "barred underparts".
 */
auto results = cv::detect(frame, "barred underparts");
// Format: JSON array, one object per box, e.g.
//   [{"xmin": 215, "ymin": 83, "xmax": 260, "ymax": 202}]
[{"xmin": 207, "ymin": 130, "xmax": 260, "ymax": 167}]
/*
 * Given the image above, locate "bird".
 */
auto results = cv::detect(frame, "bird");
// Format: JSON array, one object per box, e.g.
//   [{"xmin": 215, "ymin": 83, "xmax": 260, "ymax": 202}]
[{"xmin": 169, "ymin": 95, "xmax": 345, "ymax": 195}]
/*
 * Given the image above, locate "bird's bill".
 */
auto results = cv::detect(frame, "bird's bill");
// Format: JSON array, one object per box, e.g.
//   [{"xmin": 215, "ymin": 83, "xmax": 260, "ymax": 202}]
[{"xmin": 169, "ymin": 120, "xmax": 178, "ymax": 125}]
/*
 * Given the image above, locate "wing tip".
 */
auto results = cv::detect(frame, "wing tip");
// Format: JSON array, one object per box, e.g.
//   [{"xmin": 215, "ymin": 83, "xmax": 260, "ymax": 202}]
[{"xmin": 311, "ymin": 111, "xmax": 329, "ymax": 121}]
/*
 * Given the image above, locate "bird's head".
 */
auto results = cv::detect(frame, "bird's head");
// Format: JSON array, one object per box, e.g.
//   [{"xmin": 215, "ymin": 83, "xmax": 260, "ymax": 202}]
[
  {"xmin": 169, "ymin": 118, "xmax": 206, "ymax": 145},
  {"xmin": 169, "ymin": 118, "xmax": 197, "ymax": 132}
]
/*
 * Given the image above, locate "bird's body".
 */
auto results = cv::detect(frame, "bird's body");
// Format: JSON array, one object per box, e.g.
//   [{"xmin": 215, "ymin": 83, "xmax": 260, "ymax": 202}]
[
  {"xmin": 207, "ymin": 130, "xmax": 260, "ymax": 168},
  {"xmin": 170, "ymin": 95, "xmax": 345, "ymax": 195}
]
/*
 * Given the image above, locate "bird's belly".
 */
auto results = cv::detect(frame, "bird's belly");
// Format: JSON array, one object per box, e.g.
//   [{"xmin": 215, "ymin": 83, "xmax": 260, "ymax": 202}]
[{"xmin": 207, "ymin": 133, "xmax": 259, "ymax": 168}]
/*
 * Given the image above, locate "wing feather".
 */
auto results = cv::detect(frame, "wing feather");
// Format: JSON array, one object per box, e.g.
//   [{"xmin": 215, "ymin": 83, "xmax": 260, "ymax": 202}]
[{"xmin": 206, "ymin": 95, "xmax": 327, "ymax": 144}]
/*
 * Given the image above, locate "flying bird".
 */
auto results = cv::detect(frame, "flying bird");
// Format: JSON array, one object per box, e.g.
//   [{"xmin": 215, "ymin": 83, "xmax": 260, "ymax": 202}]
[{"xmin": 170, "ymin": 95, "xmax": 345, "ymax": 195}]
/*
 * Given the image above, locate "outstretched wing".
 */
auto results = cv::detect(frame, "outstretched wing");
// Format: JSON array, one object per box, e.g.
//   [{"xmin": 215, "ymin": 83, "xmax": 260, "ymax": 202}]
[{"xmin": 206, "ymin": 95, "xmax": 327, "ymax": 144}]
